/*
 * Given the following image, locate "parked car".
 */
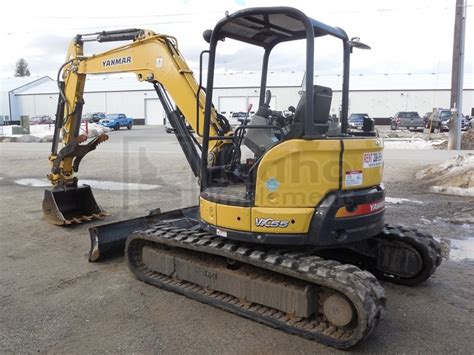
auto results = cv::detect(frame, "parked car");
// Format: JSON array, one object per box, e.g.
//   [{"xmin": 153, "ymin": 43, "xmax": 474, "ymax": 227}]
[
  {"xmin": 441, "ymin": 114, "xmax": 469, "ymax": 132},
  {"xmin": 164, "ymin": 119, "xmax": 194, "ymax": 134},
  {"xmin": 228, "ymin": 111, "xmax": 249, "ymax": 126},
  {"xmin": 348, "ymin": 113, "xmax": 369, "ymax": 130},
  {"xmin": 99, "ymin": 113, "xmax": 133, "ymax": 130},
  {"xmin": 390, "ymin": 111, "xmax": 424, "ymax": 131},
  {"xmin": 29, "ymin": 115, "xmax": 52, "ymax": 125},
  {"xmin": 423, "ymin": 112, "xmax": 432, "ymax": 127},
  {"xmin": 427, "ymin": 109, "xmax": 469, "ymax": 132},
  {"xmin": 83, "ymin": 112, "xmax": 106, "ymax": 123}
]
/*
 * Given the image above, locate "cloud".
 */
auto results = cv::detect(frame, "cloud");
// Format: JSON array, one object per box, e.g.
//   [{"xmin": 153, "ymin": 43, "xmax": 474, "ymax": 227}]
[{"xmin": 1, "ymin": 0, "xmax": 472, "ymax": 79}]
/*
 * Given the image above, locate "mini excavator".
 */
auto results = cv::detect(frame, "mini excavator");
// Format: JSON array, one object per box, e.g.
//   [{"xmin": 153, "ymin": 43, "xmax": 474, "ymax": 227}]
[{"xmin": 43, "ymin": 7, "xmax": 441, "ymax": 349}]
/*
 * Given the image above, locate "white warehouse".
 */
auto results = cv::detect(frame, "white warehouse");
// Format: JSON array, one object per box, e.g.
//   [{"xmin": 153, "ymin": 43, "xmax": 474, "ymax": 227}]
[
  {"xmin": 2, "ymin": 72, "xmax": 473, "ymax": 124},
  {"xmin": 0, "ymin": 76, "xmax": 53, "ymax": 123}
]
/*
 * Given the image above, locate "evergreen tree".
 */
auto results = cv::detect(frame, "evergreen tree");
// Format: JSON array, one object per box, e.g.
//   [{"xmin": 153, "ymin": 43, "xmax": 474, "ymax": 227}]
[{"xmin": 14, "ymin": 58, "xmax": 31, "ymax": 77}]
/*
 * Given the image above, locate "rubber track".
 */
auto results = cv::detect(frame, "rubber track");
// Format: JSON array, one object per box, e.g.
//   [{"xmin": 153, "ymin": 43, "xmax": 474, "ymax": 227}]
[
  {"xmin": 372, "ymin": 225, "xmax": 442, "ymax": 286},
  {"xmin": 126, "ymin": 223, "xmax": 387, "ymax": 349}
]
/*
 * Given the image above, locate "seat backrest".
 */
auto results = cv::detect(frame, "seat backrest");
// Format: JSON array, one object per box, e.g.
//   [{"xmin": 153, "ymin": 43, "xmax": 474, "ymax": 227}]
[{"xmin": 285, "ymin": 85, "xmax": 332, "ymax": 139}]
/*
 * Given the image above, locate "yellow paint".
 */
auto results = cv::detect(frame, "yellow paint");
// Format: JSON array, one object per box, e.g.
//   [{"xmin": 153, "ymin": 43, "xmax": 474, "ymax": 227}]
[
  {"xmin": 216, "ymin": 204, "xmax": 251, "ymax": 230},
  {"xmin": 199, "ymin": 197, "xmax": 216, "ymax": 225},
  {"xmin": 342, "ymin": 138, "xmax": 383, "ymax": 189},
  {"xmin": 49, "ymin": 31, "xmax": 230, "ymax": 186},
  {"xmin": 251, "ymin": 207, "xmax": 314, "ymax": 234},
  {"xmin": 253, "ymin": 138, "xmax": 383, "ymax": 208},
  {"xmin": 255, "ymin": 139, "xmax": 341, "ymax": 208}
]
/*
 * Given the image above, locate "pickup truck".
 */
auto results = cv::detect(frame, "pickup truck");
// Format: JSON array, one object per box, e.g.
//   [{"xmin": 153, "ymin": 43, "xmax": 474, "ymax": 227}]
[
  {"xmin": 390, "ymin": 111, "xmax": 424, "ymax": 131},
  {"xmin": 99, "ymin": 113, "xmax": 133, "ymax": 130}
]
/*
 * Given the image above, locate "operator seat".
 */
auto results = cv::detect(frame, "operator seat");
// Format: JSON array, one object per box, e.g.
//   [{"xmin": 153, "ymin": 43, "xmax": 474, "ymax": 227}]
[{"xmin": 285, "ymin": 85, "xmax": 334, "ymax": 139}]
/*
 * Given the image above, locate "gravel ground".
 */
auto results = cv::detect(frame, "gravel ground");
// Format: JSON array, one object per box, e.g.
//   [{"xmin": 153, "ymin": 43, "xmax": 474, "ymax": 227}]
[{"xmin": 0, "ymin": 126, "xmax": 473, "ymax": 354}]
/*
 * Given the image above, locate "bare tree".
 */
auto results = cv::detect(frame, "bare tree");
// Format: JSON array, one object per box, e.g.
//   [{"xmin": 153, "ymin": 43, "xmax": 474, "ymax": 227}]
[{"xmin": 14, "ymin": 58, "xmax": 31, "ymax": 77}]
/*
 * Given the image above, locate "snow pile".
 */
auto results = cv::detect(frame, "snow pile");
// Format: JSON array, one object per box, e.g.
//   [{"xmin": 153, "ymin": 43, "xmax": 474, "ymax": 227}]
[
  {"xmin": 378, "ymin": 127, "xmax": 449, "ymax": 150},
  {"xmin": 383, "ymin": 138, "xmax": 438, "ymax": 149},
  {"xmin": 380, "ymin": 129, "xmax": 446, "ymax": 140},
  {"xmin": 85, "ymin": 123, "xmax": 111, "ymax": 137},
  {"xmin": 415, "ymin": 153, "xmax": 474, "ymax": 196},
  {"xmin": 431, "ymin": 129, "xmax": 474, "ymax": 150},
  {"xmin": 0, "ymin": 123, "xmax": 110, "ymax": 142}
]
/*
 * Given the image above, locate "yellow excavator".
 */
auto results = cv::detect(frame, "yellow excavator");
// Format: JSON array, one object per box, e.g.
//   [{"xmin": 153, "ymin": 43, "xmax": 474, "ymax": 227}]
[{"xmin": 42, "ymin": 7, "xmax": 441, "ymax": 349}]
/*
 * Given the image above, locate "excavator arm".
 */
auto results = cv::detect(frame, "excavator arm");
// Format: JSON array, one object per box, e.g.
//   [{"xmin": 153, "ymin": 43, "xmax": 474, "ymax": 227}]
[{"xmin": 44, "ymin": 28, "xmax": 231, "ymax": 225}]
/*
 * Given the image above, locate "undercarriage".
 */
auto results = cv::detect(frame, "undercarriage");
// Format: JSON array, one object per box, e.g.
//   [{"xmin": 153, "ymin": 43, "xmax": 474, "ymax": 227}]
[{"xmin": 122, "ymin": 209, "xmax": 441, "ymax": 348}]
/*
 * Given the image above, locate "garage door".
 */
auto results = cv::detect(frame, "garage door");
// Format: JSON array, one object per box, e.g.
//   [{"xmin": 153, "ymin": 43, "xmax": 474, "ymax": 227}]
[
  {"xmin": 145, "ymin": 99, "xmax": 165, "ymax": 125},
  {"xmin": 218, "ymin": 97, "xmax": 247, "ymax": 116},
  {"xmin": 247, "ymin": 96, "xmax": 276, "ymax": 112}
]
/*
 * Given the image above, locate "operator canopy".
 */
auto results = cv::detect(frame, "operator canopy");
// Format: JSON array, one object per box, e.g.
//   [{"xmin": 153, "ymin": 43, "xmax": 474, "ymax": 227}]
[{"xmin": 206, "ymin": 7, "xmax": 348, "ymax": 47}]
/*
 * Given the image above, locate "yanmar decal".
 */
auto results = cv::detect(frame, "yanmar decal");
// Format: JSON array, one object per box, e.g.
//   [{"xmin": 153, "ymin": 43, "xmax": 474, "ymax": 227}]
[
  {"xmin": 102, "ymin": 56, "xmax": 132, "ymax": 67},
  {"xmin": 335, "ymin": 199, "xmax": 385, "ymax": 218}
]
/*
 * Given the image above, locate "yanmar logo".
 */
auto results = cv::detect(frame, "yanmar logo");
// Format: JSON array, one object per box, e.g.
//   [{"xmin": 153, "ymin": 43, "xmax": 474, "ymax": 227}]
[
  {"xmin": 369, "ymin": 200, "xmax": 385, "ymax": 212},
  {"xmin": 255, "ymin": 218, "xmax": 289, "ymax": 228},
  {"xmin": 102, "ymin": 56, "xmax": 132, "ymax": 67}
]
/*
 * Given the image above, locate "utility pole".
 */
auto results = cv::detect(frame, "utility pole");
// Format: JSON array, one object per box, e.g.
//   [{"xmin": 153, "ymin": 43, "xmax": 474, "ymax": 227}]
[{"xmin": 448, "ymin": 0, "xmax": 467, "ymax": 150}]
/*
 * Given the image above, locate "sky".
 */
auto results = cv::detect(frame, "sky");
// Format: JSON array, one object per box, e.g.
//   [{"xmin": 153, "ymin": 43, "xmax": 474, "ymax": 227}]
[{"xmin": 0, "ymin": 0, "xmax": 473, "ymax": 80}]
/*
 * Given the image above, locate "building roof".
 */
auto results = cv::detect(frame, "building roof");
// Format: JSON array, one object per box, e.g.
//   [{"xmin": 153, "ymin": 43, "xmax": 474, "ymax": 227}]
[
  {"xmin": 0, "ymin": 76, "xmax": 53, "ymax": 94},
  {"xmin": 314, "ymin": 72, "xmax": 474, "ymax": 91},
  {"xmin": 10, "ymin": 71, "xmax": 474, "ymax": 95},
  {"xmin": 14, "ymin": 71, "xmax": 304, "ymax": 95}
]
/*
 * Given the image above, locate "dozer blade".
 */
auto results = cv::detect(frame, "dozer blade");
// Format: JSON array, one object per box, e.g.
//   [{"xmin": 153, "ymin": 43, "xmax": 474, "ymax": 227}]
[
  {"xmin": 42, "ymin": 185, "xmax": 107, "ymax": 226},
  {"xmin": 88, "ymin": 206, "xmax": 199, "ymax": 262}
]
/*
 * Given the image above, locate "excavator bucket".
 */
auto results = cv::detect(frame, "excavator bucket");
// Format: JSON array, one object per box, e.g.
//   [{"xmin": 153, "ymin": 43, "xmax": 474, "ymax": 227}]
[{"xmin": 42, "ymin": 185, "xmax": 106, "ymax": 225}]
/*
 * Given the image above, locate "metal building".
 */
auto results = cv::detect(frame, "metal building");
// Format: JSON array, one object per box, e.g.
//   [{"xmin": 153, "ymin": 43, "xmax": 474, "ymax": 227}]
[
  {"xmin": 0, "ymin": 76, "xmax": 53, "ymax": 123},
  {"xmin": 4, "ymin": 72, "xmax": 474, "ymax": 123}
]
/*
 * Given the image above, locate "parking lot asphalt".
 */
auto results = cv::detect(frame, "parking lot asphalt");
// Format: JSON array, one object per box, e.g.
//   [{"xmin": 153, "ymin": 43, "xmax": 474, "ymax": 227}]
[{"xmin": 0, "ymin": 126, "xmax": 473, "ymax": 353}]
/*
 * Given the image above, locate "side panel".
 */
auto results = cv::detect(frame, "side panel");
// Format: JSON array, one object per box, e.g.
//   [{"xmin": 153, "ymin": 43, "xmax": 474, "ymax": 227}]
[
  {"xmin": 251, "ymin": 207, "xmax": 314, "ymax": 234},
  {"xmin": 255, "ymin": 140, "xmax": 341, "ymax": 208},
  {"xmin": 216, "ymin": 204, "xmax": 251, "ymax": 231},
  {"xmin": 342, "ymin": 139, "xmax": 384, "ymax": 189},
  {"xmin": 200, "ymin": 197, "xmax": 216, "ymax": 225},
  {"xmin": 254, "ymin": 138, "xmax": 383, "ymax": 208}
]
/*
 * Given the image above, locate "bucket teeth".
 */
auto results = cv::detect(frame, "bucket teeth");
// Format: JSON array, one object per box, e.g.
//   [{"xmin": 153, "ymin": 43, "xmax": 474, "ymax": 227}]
[
  {"xmin": 66, "ymin": 213, "xmax": 106, "ymax": 224},
  {"xmin": 42, "ymin": 185, "xmax": 107, "ymax": 226}
]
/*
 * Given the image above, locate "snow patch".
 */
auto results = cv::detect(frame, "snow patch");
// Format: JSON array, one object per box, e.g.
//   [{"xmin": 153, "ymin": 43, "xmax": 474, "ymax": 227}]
[
  {"xmin": 383, "ymin": 138, "xmax": 440, "ymax": 150},
  {"xmin": 429, "ymin": 186, "xmax": 474, "ymax": 197},
  {"xmin": 1, "ymin": 123, "xmax": 110, "ymax": 140},
  {"xmin": 15, "ymin": 178, "xmax": 50, "ymax": 187},
  {"xmin": 15, "ymin": 178, "xmax": 159, "ymax": 191},
  {"xmin": 447, "ymin": 238, "xmax": 474, "ymax": 262},
  {"xmin": 416, "ymin": 154, "xmax": 474, "ymax": 194},
  {"xmin": 386, "ymin": 197, "xmax": 423, "ymax": 204}
]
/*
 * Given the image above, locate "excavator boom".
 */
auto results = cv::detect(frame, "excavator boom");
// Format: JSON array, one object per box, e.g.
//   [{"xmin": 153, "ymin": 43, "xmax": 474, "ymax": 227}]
[{"xmin": 43, "ymin": 29, "xmax": 230, "ymax": 225}]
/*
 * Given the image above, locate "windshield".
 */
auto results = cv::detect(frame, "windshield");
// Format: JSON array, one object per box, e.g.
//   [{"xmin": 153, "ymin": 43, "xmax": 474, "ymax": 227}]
[
  {"xmin": 106, "ymin": 114, "xmax": 119, "ymax": 119},
  {"xmin": 440, "ymin": 111, "xmax": 451, "ymax": 120},
  {"xmin": 398, "ymin": 112, "xmax": 419, "ymax": 118},
  {"xmin": 349, "ymin": 114, "xmax": 367, "ymax": 121}
]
